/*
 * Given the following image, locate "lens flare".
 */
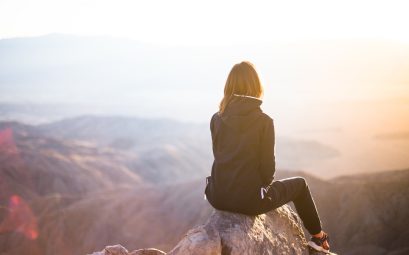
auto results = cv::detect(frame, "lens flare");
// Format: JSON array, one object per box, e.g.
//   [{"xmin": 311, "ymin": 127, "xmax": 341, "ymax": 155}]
[
  {"xmin": 0, "ymin": 195, "xmax": 39, "ymax": 240},
  {"xmin": 0, "ymin": 127, "xmax": 18, "ymax": 154}
]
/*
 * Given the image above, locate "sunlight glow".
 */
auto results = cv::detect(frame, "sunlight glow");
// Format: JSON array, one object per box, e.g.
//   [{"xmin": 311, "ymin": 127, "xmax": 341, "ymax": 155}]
[{"xmin": 1, "ymin": 0, "xmax": 409, "ymax": 45}]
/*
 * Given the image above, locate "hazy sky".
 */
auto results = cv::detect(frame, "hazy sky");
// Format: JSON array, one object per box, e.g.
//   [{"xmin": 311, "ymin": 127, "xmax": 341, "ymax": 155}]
[{"xmin": 1, "ymin": 0, "xmax": 409, "ymax": 45}]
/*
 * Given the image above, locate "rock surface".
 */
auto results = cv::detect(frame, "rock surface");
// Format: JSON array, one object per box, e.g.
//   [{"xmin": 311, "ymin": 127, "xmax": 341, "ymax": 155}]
[
  {"xmin": 168, "ymin": 204, "xmax": 309, "ymax": 255},
  {"xmin": 88, "ymin": 245, "xmax": 166, "ymax": 255},
  {"xmin": 89, "ymin": 205, "xmax": 335, "ymax": 255}
]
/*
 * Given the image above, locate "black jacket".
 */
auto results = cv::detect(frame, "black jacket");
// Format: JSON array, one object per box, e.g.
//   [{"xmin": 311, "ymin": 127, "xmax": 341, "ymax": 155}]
[{"xmin": 205, "ymin": 94, "xmax": 276, "ymax": 215}]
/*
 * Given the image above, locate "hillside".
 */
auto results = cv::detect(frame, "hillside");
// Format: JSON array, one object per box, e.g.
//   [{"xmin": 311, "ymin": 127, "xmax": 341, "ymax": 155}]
[
  {"xmin": 277, "ymin": 169, "xmax": 409, "ymax": 255},
  {"xmin": 36, "ymin": 115, "xmax": 341, "ymax": 180},
  {"xmin": 38, "ymin": 115, "xmax": 213, "ymax": 183},
  {"xmin": 0, "ymin": 121, "xmax": 142, "ymax": 202},
  {"xmin": 3, "ymin": 168, "xmax": 408, "ymax": 255},
  {"xmin": 0, "ymin": 118, "xmax": 408, "ymax": 255}
]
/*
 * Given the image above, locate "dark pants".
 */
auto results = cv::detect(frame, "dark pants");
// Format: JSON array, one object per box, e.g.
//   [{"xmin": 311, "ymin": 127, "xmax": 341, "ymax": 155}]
[{"xmin": 263, "ymin": 177, "xmax": 322, "ymax": 235}]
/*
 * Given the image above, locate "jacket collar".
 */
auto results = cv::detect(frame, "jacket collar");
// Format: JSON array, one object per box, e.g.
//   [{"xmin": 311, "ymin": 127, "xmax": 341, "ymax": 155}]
[
  {"xmin": 223, "ymin": 94, "xmax": 262, "ymax": 116},
  {"xmin": 220, "ymin": 94, "xmax": 263, "ymax": 132}
]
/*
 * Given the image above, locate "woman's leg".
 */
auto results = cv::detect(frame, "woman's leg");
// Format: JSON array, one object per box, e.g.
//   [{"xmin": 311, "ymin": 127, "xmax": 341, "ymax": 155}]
[{"xmin": 265, "ymin": 176, "xmax": 322, "ymax": 235}]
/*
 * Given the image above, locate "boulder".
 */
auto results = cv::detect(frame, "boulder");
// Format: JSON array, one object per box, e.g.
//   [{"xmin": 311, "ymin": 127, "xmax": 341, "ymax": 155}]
[
  {"xmin": 88, "ymin": 245, "xmax": 165, "ymax": 255},
  {"xmin": 168, "ymin": 205, "xmax": 309, "ymax": 255},
  {"xmin": 88, "ymin": 205, "xmax": 335, "ymax": 255}
]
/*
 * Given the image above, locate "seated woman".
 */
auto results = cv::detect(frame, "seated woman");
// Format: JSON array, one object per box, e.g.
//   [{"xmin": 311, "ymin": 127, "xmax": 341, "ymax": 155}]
[{"xmin": 204, "ymin": 61, "xmax": 330, "ymax": 253}]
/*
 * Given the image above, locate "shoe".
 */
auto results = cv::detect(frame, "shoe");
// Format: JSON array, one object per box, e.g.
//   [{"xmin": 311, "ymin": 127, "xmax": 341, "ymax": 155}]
[{"xmin": 308, "ymin": 231, "xmax": 330, "ymax": 253}]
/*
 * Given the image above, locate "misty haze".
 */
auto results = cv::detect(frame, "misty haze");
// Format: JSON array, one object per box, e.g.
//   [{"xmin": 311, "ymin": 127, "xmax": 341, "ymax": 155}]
[
  {"xmin": 1, "ymin": 1, "xmax": 409, "ymax": 254},
  {"xmin": 1, "ymin": 34, "xmax": 408, "ymax": 178}
]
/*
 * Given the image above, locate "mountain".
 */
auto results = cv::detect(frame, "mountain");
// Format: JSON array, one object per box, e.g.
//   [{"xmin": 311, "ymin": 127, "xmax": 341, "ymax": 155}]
[
  {"xmin": 277, "ymin": 169, "xmax": 409, "ymax": 255},
  {"xmin": 36, "ymin": 115, "xmax": 340, "ymax": 180},
  {"xmin": 323, "ymin": 169, "xmax": 409, "ymax": 255},
  {"xmin": 6, "ymin": 168, "xmax": 406, "ymax": 255},
  {"xmin": 0, "ymin": 115, "xmax": 341, "ymax": 183},
  {"xmin": 1, "ymin": 118, "xmax": 408, "ymax": 255},
  {"xmin": 41, "ymin": 181, "xmax": 212, "ymax": 255},
  {"xmin": 0, "ymin": 116, "xmax": 214, "ymax": 184},
  {"xmin": 0, "ymin": 121, "xmax": 142, "ymax": 203},
  {"xmin": 38, "ymin": 115, "xmax": 213, "ymax": 183}
]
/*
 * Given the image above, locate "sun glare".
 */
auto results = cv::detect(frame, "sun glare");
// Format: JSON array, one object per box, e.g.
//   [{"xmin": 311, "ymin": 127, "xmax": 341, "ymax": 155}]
[{"xmin": 0, "ymin": 0, "xmax": 409, "ymax": 45}]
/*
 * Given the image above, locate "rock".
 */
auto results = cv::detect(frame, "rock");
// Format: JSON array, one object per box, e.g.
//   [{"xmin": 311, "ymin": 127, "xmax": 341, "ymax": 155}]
[
  {"xmin": 88, "ymin": 245, "xmax": 166, "ymax": 255},
  {"xmin": 88, "ymin": 205, "xmax": 336, "ymax": 255},
  {"xmin": 168, "ymin": 204, "xmax": 308, "ymax": 255}
]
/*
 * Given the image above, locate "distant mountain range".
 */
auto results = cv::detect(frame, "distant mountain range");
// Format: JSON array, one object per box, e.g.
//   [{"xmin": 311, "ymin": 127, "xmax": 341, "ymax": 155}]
[
  {"xmin": 0, "ymin": 116, "xmax": 408, "ymax": 255},
  {"xmin": 0, "ymin": 120, "xmax": 143, "ymax": 203},
  {"xmin": 0, "ymin": 115, "xmax": 343, "ymax": 180}
]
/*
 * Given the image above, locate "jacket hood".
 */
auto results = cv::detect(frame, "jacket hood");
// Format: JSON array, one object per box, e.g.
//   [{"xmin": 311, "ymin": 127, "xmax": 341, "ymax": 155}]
[{"xmin": 221, "ymin": 95, "xmax": 263, "ymax": 133}]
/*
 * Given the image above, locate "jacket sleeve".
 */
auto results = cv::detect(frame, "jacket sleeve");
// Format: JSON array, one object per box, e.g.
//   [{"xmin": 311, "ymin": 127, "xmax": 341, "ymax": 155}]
[
  {"xmin": 259, "ymin": 118, "xmax": 276, "ymax": 186},
  {"xmin": 210, "ymin": 113, "xmax": 217, "ymax": 141}
]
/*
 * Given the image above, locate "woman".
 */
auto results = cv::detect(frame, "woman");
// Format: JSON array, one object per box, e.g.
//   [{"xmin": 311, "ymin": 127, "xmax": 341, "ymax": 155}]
[{"xmin": 204, "ymin": 61, "xmax": 330, "ymax": 253}]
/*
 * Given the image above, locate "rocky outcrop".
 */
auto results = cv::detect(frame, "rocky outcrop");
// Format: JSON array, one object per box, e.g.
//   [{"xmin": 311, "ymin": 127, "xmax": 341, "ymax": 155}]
[
  {"xmin": 88, "ymin": 205, "xmax": 335, "ymax": 255},
  {"xmin": 88, "ymin": 245, "xmax": 165, "ymax": 255}
]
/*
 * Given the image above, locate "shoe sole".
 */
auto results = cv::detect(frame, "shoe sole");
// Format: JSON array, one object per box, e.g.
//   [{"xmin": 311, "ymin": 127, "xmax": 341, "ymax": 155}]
[{"xmin": 308, "ymin": 241, "xmax": 330, "ymax": 254}]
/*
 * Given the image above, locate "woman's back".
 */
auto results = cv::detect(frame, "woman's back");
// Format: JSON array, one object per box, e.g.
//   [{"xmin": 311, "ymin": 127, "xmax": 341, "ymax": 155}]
[
  {"xmin": 204, "ymin": 61, "xmax": 330, "ymax": 253},
  {"xmin": 205, "ymin": 94, "xmax": 276, "ymax": 215}
]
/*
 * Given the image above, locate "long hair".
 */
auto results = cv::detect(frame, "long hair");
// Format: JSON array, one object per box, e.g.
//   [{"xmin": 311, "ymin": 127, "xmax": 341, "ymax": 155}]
[{"xmin": 218, "ymin": 61, "xmax": 264, "ymax": 115}]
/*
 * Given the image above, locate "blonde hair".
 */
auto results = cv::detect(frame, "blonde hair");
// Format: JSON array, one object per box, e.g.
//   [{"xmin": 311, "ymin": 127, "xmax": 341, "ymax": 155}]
[{"xmin": 218, "ymin": 61, "xmax": 264, "ymax": 115}]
